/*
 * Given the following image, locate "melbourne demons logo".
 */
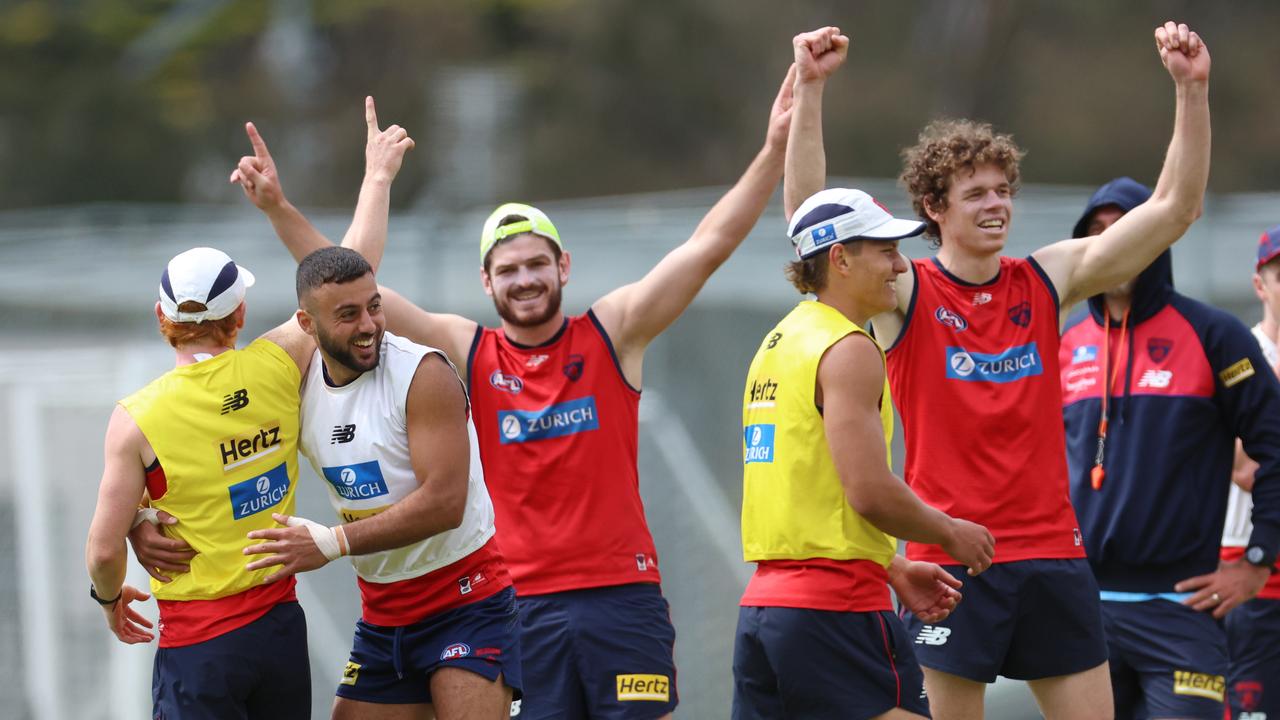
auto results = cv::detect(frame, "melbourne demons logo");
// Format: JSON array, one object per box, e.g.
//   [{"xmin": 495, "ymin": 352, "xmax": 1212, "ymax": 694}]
[
  {"xmin": 934, "ymin": 306, "xmax": 968, "ymax": 331},
  {"xmin": 1008, "ymin": 301, "xmax": 1031, "ymax": 327},
  {"xmin": 1148, "ymin": 338, "xmax": 1173, "ymax": 362},
  {"xmin": 489, "ymin": 370, "xmax": 523, "ymax": 395}
]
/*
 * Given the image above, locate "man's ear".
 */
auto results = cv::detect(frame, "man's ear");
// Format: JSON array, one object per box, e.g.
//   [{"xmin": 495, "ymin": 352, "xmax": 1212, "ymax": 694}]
[{"xmin": 295, "ymin": 308, "xmax": 316, "ymax": 337}]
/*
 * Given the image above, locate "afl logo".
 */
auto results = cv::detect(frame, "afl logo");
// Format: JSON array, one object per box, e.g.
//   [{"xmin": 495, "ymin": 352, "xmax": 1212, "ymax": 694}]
[
  {"xmin": 489, "ymin": 370, "xmax": 523, "ymax": 395},
  {"xmin": 441, "ymin": 643, "xmax": 471, "ymax": 661},
  {"xmin": 255, "ymin": 476, "xmax": 271, "ymax": 494},
  {"xmin": 501, "ymin": 415, "xmax": 522, "ymax": 440},
  {"xmin": 340, "ymin": 467, "xmax": 357, "ymax": 486},
  {"xmin": 934, "ymin": 306, "xmax": 968, "ymax": 331},
  {"xmin": 950, "ymin": 351, "xmax": 976, "ymax": 377}
]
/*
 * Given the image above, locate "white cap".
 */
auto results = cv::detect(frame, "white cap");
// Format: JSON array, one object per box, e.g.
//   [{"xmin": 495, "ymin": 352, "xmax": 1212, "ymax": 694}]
[
  {"xmin": 158, "ymin": 247, "xmax": 256, "ymax": 323},
  {"xmin": 788, "ymin": 188, "xmax": 925, "ymax": 259}
]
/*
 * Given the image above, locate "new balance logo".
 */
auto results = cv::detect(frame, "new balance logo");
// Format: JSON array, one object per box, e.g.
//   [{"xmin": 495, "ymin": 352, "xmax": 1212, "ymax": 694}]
[
  {"xmin": 330, "ymin": 424, "xmax": 356, "ymax": 444},
  {"xmin": 1138, "ymin": 369, "xmax": 1172, "ymax": 388},
  {"xmin": 221, "ymin": 388, "xmax": 249, "ymax": 414},
  {"xmin": 915, "ymin": 626, "xmax": 952, "ymax": 646}
]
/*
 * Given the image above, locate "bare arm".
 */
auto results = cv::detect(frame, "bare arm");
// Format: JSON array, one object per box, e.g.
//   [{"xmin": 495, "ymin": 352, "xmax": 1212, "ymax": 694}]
[
  {"xmin": 1034, "ymin": 21, "xmax": 1211, "ymax": 308},
  {"xmin": 85, "ymin": 406, "xmax": 156, "ymax": 644},
  {"xmin": 230, "ymin": 96, "xmax": 414, "ymax": 273},
  {"xmin": 343, "ymin": 353, "xmax": 471, "ymax": 553},
  {"xmin": 379, "ymin": 286, "xmax": 479, "ymax": 382},
  {"xmin": 819, "ymin": 333, "xmax": 994, "ymax": 574},
  {"xmin": 782, "ymin": 27, "xmax": 847, "ymax": 220},
  {"xmin": 591, "ymin": 67, "xmax": 794, "ymax": 384},
  {"xmin": 258, "ymin": 316, "xmax": 315, "ymax": 378}
]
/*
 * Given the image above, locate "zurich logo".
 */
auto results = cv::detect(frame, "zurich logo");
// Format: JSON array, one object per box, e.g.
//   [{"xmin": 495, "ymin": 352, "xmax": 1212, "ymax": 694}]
[
  {"xmin": 810, "ymin": 223, "xmax": 837, "ymax": 245},
  {"xmin": 489, "ymin": 370, "xmax": 523, "ymax": 395},
  {"xmin": 340, "ymin": 467, "xmax": 357, "ymax": 486},
  {"xmin": 1071, "ymin": 345, "xmax": 1098, "ymax": 364},
  {"xmin": 255, "ymin": 475, "xmax": 270, "ymax": 494},
  {"xmin": 934, "ymin": 306, "xmax": 968, "ymax": 331},
  {"xmin": 949, "ymin": 351, "xmax": 976, "ymax": 377},
  {"xmin": 945, "ymin": 343, "xmax": 1043, "ymax": 384}
]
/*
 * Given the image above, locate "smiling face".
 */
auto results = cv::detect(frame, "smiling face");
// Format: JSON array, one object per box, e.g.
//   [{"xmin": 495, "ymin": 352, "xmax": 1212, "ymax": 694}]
[
  {"xmin": 928, "ymin": 163, "xmax": 1013, "ymax": 257},
  {"xmin": 300, "ymin": 271, "xmax": 384, "ymax": 378},
  {"xmin": 819, "ymin": 238, "xmax": 910, "ymax": 323},
  {"xmin": 481, "ymin": 233, "xmax": 570, "ymax": 329}
]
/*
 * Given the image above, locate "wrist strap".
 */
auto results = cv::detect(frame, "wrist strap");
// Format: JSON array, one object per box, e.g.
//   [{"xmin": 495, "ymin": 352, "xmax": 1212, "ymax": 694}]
[{"xmin": 90, "ymin": 584, "xmax": 122, "ymax": 606}]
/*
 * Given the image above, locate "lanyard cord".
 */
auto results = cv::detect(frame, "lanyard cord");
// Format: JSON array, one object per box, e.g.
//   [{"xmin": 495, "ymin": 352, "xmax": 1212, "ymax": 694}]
[{"xmin": 1091, "ymin": 308, "xmax": 1130, "ymax": 490}]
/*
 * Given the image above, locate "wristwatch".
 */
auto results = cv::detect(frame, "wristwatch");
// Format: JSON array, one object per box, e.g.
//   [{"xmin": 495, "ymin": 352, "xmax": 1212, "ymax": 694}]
[
  {"xmin": 89, "ymin": 584, "xmax": 122, "ymax": 606},
  {"xmin": 1244, "ymin": 545, "xmax": 1277, "ymax": 570}
]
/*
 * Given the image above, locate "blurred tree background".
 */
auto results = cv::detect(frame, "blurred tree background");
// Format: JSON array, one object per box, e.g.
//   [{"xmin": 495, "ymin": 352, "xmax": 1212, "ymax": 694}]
[{"xmin": 1, "ymin": 0, "xmax": 1277, "ymax": 213}]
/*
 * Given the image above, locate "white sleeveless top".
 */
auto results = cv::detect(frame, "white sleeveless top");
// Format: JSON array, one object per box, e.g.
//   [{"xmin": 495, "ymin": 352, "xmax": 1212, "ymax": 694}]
[
  {"xmin": 1222, "ymin": 324, "xmax": 1279, "ymax": 547},
  {"xmin": 299, "ymin": 331, "xmax": 495, "ymax": 583}
]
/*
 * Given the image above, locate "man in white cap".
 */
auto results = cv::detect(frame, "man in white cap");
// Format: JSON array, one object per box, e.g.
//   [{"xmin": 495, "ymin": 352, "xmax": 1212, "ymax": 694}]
[
  {"xmin": 230, "ymin": 71, "xmax": 795, "ymax": 719},
  {"xmin": 86, "ymin": 247, "xmax": 317, "ymax": 719},
  {"xmin": 784, "ymin": 21, "xmax": 1210, "ymax": 720},
  {"xmin": 734, "ymin": 188, "xmax": 994, "ymax": 720}
]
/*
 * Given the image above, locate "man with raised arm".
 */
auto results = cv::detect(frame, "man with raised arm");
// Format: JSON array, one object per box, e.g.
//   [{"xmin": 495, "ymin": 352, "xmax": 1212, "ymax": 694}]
[
  {"xmin": 131, "ymin": 125, "xmax": 522, "ymax": 719},
  {"xmin": 231, "ymin": 71, "xmax": 796, "ymax": 720},
  {"xmin": 783, "ymin": 21, "xmax": 1210, "ymax": 720},
  {"xmin": 86, "ymin": 247, "xmax": 315, "ymax": 720},
  {"xmin": 734, "ymin": 187, "xmax": 995, "ymax": 720}
]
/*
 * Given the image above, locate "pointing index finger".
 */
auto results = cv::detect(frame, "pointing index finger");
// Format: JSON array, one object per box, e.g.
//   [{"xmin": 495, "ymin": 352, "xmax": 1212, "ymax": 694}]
[
  {"xmin": 245, "ymin": 122, "xmax": 271, "ymax": 161},
  {"xmin": 366, "ymin": 96, "xmax": 379, "ymax": 137}
]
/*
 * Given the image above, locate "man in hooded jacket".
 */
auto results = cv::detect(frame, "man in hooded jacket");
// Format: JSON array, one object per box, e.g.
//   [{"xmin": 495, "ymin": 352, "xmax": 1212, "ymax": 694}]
[{"xmin": 1059, "ymin": 177, "xmax": 1280, "ymax": 720}]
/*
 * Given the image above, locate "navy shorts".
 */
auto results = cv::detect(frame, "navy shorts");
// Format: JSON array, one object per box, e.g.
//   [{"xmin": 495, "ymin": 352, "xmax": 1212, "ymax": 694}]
[
  {"xmin": 336, "ymin": 586, "xmax": 522, "ymax": 705},
  {"xmin": 900, "ymin": 558, "xmax": 1107, "ymax": 682},
  {"xmin": 1226, "ymin": 597, "xmax": 1280, "ymax": 719},
  {"xmin": 513, "ymin": 583, "xmax": 677, "ymax": 720},
  {"xmin": 152, "ymin": 600, "xmax": 310, "ymax": 720},
  {"xmin": 1102, "ymin": 598, "xmax": 1227, "ymax": 719},
  {"xmin": 732, "ymin": 606, "xmax": 929, "ymax": 720}
]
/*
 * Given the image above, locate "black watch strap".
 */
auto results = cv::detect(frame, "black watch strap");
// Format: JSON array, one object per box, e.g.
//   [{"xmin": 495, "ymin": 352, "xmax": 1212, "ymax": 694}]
[
  {"xmin": 90, "ymin": 585, "xmax": 122, "ymax": 606},
  {"xmin": 1245, "ymin": 545, "xmax": 1277, "ymax": 569}
]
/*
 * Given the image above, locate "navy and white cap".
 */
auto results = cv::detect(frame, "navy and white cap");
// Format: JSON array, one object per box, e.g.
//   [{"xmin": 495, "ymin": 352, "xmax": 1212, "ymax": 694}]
[
  {"xmin": 788, "ymin": 188, "xmax": 925, "ymax": 260},
  {"xmin": 158, "ymin": 247, "xmax": 256, "ymax": 323}
]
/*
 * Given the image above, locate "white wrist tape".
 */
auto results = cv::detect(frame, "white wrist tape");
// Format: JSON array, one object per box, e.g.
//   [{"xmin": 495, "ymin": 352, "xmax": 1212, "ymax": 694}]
[
  {"xmin": 284, "ymin": 515, "xmax": 347, "ymax": 561},
  {"xmin": 132, "ymin": 507, "xmax": 160, "ymax": 530}
]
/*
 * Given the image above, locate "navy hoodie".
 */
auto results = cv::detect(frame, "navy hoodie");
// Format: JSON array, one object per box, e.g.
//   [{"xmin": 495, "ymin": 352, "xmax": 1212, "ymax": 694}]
[{"xmin": 1060, "ymin": 178, "xmax": 1280, "ymax": 592}]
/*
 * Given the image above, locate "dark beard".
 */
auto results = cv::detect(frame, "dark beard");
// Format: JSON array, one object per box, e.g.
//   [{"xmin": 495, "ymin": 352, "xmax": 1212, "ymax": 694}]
[
  {"xmin": 317, "ymin": 327, "xmax": 381, "ymax": 375},
  {"xmin": 493, "ymin": 283, "xmax": 563, "ymax": 328}
]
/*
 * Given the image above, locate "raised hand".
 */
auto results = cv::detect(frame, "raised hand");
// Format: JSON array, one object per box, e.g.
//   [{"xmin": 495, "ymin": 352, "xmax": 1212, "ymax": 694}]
[
  {"xmin": 1154, "ymin": 21, "xmax": 1210, "ymax": 85},
  {"xmin": 363, "ymin": 96, "xmax": 416, "ymax": 186},
  {"xmin": 792, "ymin": 26, "xmax": 849, "ymax": 85},
  {"xmin": 764, "ymin": 64, "xmax": 797, "ymax": 152},
  {"xmin": 229, "ymin": 122, "xmax": 286, "ymax": 211}
]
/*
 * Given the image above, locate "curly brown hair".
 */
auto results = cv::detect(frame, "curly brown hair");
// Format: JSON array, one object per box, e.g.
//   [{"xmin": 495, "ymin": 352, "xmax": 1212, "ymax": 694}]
[
  {"xmin": 899, "ymin": 119, "xmax": 1024, "ymax": 246},
  {"xmin": 158, "ymin": 301, "xmax": 240, "ymax": 348},
  {"xmin": 784, "ymin": 254, "xmax": 830, "ymax": 295}
]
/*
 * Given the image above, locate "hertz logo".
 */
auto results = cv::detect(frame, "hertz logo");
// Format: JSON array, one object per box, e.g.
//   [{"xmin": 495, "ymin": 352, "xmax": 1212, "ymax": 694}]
[
  {"xmin": 217, "ymin": 423, "xmax": 283, "ymax": 471},
  {"xmin": 1173, "ymin": 671, "xmax": 1225, "ymax": 701},
  {"xmin": 616, "ymin": 674, "xmax": 669, "ymax": 702},
  {"xmin": 340, "ymin": 661, "xmax": 360, "ymax": 686}
]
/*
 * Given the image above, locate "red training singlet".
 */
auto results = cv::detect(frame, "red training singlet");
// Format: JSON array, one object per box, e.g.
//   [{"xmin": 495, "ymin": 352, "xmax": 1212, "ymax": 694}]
[
  {"xmin": 467, "ymin": 311, "xmax": 660, "ymax": 596},
  {"xmin": 886, "ymin": 256, "xmax": 1085, "ymax": 564}
]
